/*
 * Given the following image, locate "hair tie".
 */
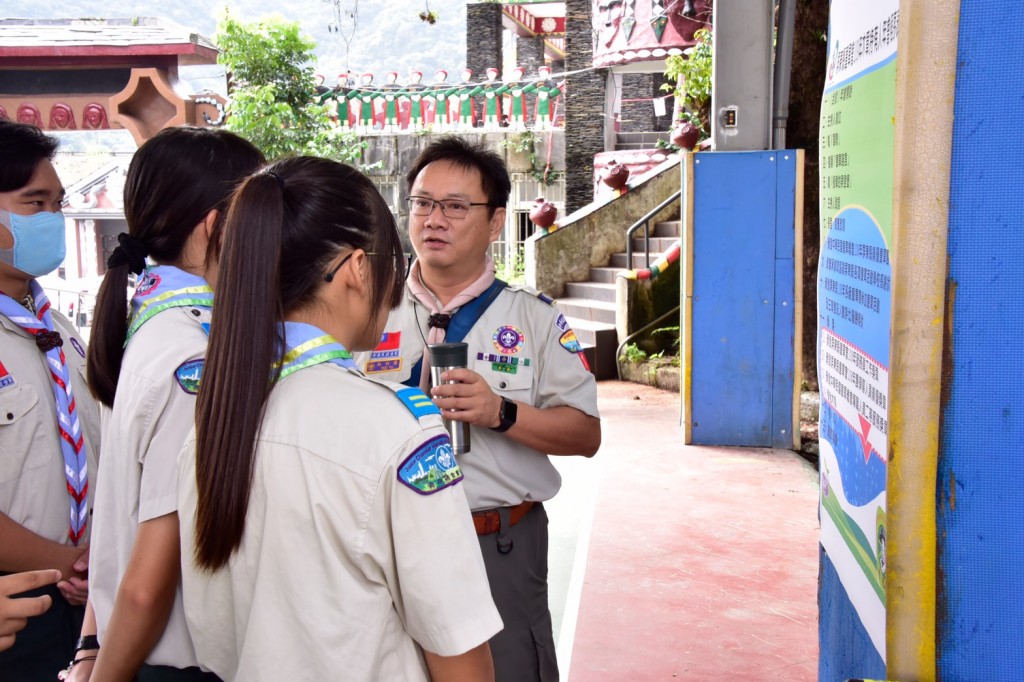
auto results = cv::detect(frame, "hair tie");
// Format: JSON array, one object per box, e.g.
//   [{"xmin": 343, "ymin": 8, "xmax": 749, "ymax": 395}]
[
  {"xmin": 266, "ymin": 171, "xmax": 286, "ymax": 191},
  {"xmin": 106, "ymin": 232, "xmax": 148, "ymax": 275}
]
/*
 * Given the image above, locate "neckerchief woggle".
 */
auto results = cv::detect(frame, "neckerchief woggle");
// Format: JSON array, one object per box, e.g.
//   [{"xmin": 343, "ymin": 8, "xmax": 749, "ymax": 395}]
[
  {"xmin": 276, "ymin": 321, "xmax": 357, "ymax": 381},
  {"xmin": 0, "ymin": 281, "xmax": 89, "ymax": 544},
  {"xmin": 126, "ymin": 265, "xmax": 213, "ymax": 345}
]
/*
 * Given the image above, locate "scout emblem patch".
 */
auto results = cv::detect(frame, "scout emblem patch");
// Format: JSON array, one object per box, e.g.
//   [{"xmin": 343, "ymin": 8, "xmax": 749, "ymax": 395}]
[
  {"xmin": 366, "ymin": 331, "xmax": 402, "ymax": 373},
  {"xmin": 493, "ymin": 325, "xmax": 525, "ymax": 354},
  {"xmin": 554, "ymin": 313, "xmax": 569, "ymax": 334},
  {"xmin": 135, "ymin": 272, "xmax": 161, "ymax": 296},
  {"xmin": 70, "ymin": 338, "xmax": 86, "ymax": 358},
  {"xmin": 397, "ymin": 434, "xmax": 463, "ymax": 494},
  {"xmin": 174, "ymin": 359, "xmax": 204, "ymax": 395},
  {"xmin": 0, "ymin": 360, "xmax": 14, "ymax": 389}
]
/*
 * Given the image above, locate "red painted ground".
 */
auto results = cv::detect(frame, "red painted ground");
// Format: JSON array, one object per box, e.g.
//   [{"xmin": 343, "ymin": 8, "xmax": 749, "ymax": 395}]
[{"xmin": 569, "ymin": 382, "xmax": 819, "ymax": 680}]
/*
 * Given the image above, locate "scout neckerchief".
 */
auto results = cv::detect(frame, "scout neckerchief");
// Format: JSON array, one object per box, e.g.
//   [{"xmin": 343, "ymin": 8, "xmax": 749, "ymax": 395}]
[
  {"xmin": 403, "ymin": 256, "xmax": 506, "ymax": 392},
  {"xmin": 276, "ymin": 321, "xmax": 357, "ymax": 381},
  {"xmin": 0, "ymin": 281, "xmax": 89, "ymax": 544},
  {"xmin": 125, "ymin": 265, "xmax": 213, "ymax": 345}
]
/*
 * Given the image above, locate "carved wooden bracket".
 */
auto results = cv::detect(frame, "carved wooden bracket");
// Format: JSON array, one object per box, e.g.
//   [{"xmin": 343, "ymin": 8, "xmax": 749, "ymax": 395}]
[{"xmin": 109, "ymin": 68, "xmax": 193, "ymax": 145}]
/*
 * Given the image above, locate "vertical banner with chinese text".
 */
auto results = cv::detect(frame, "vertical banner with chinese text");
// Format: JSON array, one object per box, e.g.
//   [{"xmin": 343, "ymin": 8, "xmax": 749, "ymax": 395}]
[{"xmin": 818, "ymin": 0, "xmax": 899, "ymax": 659}]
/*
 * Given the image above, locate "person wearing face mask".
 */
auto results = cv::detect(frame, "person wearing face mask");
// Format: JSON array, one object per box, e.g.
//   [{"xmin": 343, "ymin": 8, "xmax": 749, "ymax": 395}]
[{"xmin": 0, "ymin": 121, "xmax": 102, "ymax": 681}]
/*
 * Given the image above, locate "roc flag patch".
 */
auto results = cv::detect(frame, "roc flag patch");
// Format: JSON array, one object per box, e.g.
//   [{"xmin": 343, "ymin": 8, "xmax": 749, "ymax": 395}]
[
  {"xmin": 366, "ymin": 331, "xmax": 402, "ymax": 373},
  {"xmin": 397, "ymin": 435, "xmax": 463, "ymax": 494},
  {"xmin": 174, "ymin": 359, "xmax": 204, "ymax": 395},
  {"xmin": 0, "ymin": 360, "xmax": 14, "ymax": 389}
]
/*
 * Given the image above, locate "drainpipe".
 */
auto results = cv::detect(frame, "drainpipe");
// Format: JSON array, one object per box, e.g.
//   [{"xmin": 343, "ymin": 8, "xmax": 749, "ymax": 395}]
[{"xmin": 772, "ymin": 0, "xmax": 797, "ymax": 149}]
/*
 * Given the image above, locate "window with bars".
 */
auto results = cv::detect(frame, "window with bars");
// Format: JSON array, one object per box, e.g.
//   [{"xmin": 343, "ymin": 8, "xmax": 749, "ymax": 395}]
[{"xmin": 492, "ymin": 173, "xmax": 566, "ymax": 280}]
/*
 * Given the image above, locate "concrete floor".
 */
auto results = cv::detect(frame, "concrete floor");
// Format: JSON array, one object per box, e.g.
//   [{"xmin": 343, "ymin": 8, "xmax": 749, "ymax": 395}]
[{"xmin": 546, "ymin": 381, "xmax": 820, "ymax": 680}]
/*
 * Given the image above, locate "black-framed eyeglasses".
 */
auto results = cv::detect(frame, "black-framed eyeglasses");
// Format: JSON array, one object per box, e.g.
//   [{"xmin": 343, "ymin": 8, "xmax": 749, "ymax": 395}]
[
  {"xmin": 324, "ymin": 251, "xmax": 411, "ymax": 283},
  {"xmin": 407, "ymin": 195, "xmax": 490, "ymax": 220}
]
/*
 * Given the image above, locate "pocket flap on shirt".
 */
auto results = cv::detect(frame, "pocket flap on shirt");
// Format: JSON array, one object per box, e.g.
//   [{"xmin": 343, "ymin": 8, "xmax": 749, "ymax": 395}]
[{"xmin": 0, "ymin": 384, "xmax": 40, "ymax": 425}]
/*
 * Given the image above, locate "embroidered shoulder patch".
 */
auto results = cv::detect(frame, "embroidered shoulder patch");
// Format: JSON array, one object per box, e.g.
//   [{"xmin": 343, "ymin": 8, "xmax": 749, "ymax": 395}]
[
  {"xmin": 69, "ymin": 338, "xmax": 86, "ymax": 358},
  {"xmin": 174, "ymin": 359, "xmax": 204, "ymax": 395},
  {"xmin": 395, "ymin": 386, "xmax": 441, "ymax": 418},
  {"xmin": 559, "ymin": 329, "xmax": 583, "ymax": 354},
  {"xmin": 397, "ymin": 435, "xmax": 463, "ymax": 494}
]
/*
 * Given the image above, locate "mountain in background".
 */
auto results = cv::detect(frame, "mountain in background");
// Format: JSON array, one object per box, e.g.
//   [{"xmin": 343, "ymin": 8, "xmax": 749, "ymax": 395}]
[{"xmin": 4, "ymin": 0, "xmax": 468, "ymax": 84}]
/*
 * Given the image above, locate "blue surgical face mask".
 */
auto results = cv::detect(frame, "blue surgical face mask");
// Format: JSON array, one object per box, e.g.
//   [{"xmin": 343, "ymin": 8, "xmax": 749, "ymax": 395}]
[{"xmin": 0, "ymin": 209, "xmax": 67, "ymax": 277}]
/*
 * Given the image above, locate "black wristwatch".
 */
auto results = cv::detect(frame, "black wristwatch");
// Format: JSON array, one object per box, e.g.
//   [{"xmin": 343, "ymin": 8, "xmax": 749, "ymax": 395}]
[{"xmin": 490, "ymin": 397, "xmax": 518, "ymax": 433}]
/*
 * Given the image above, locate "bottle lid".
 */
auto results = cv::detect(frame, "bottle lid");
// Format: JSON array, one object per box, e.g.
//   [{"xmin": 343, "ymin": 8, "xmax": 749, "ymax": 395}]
[{"xmin": 428, "ymin": 342, "xmax": 468, "ymax": 367}]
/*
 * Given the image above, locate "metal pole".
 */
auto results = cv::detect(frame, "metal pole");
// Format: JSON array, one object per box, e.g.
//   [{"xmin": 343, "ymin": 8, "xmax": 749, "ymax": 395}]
[{"xmin": 772, "ymin": 0, "xmax": 797, "ymax": 149}]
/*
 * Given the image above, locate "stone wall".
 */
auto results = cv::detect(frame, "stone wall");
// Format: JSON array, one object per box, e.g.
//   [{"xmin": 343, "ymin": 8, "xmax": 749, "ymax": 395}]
[
  {"xmin": 466, "ymin": 4, "xmax": 503, "ymax": 80},
  {"xmin": 516, "ymin": 35, "xmax": 546, "ymax": 76},
  {"xmin": 620, "ymin": 73, "xmax": 656, "ymax": 133},
  {"xmin": 564, "ymin": 0, "xmax": 606, "ymax": 214}
]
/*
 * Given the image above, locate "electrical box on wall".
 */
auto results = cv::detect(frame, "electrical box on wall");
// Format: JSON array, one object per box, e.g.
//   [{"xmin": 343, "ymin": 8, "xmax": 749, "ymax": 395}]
[{"xmin": 711, "ymin": 2, "xmax": 774, "ymax": 150}]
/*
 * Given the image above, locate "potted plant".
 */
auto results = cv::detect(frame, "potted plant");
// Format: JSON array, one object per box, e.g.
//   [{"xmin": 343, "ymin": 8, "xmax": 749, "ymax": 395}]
[{"xmin": 662, "ymin": 27, "xmax": 712, "ymax": 149}]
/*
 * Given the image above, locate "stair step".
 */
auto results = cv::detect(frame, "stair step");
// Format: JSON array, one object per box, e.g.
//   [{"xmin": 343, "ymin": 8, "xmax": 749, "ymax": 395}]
[
  {"xmin": 610, "ymin": 252, "xmax": 670, "ymax": 269},
  {"xmin": 578, "ymin": 339, "xmax": 618, "ymax": 381},
  {"xmin": 565, "ymin": 281, "xmax": 616, "ymax": 303},
  {"xmin": 614, "ymin": 131, "xmax": 671, "ymax": 146},
  {"xmin": 630, "ymin": 236, "xmax": 678, "ymax": 252},
  {"xmin": 589, "ymin": 266, "xmax": 623, "ymax": 283},
  {"xmin": 653, "ymin": 220, "xmax": 681, "ymax": 237},
  {"xmin": 562, "ymin": 316, "xmax": 616, "ymax": 346},
  {"xmin": 554, "ymin": 297, "xmax": 617, "ymax": 325}
]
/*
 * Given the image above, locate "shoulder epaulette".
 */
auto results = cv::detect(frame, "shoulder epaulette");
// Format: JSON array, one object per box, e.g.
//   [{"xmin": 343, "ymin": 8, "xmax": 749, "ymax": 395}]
[
  {"xmin": 183, "ymin": 306, "xmax": 212, "ymax": 336},
  {"xmin": 359, "ymin": 373, "xmax": 442, "ymax": 421},
  {"xmin": 510, "ymin": 284, "xmax": 555, "ymax": 305}
]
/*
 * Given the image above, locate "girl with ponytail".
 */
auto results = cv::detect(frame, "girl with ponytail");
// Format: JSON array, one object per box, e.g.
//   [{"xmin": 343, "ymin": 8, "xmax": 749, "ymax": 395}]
[
  {"xmin": 178, "ymin": 156, "xmax": 501, "ymax": 681},
  {"xmin": 69, "ymin": 126, "xmax": 263, "ymax": 682}
]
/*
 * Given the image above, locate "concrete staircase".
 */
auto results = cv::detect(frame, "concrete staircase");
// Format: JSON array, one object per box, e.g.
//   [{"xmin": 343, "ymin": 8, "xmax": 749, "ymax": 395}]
[{"xmin": 556, "ymin": 219, "xmax": 681, "ymax": 380}]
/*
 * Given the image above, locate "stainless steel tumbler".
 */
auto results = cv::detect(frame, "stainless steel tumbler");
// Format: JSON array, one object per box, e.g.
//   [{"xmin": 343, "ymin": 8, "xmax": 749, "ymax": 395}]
[{"xmin": 428, "ymin": 342, "xmax": 471, "ymax": 454}]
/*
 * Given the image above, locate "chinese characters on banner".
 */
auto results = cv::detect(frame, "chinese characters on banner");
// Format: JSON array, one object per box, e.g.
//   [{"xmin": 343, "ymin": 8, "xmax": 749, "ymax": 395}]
[{"xmin": 818, "ymin": 0, "xmax": 900, "ymax": 660}]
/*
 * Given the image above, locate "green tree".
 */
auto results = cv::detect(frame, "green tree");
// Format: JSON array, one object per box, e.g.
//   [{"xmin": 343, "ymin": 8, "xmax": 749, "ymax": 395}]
[
  {"xmin": 215, "ymin": 12, "xmax": 364, "ymax": 163},
  {"xmin": 661, "ymin": 27, "xmax": 713, "ymax": 134}
]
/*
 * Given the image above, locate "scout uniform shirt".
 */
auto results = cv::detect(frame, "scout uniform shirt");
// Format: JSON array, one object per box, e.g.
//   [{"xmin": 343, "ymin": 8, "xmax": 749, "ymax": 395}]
[
  {"xmin": 88, "ymin": 301, "xmax": 209, "ymax": 668},
  {"xmin": 356, "ymin": 284, "xmax": 600, "ymax": 511},
  {"xmin": 0, "ymin": 308, "xmax": 100, "ymax": 546},
  {"xmin": 177, "ymin": 359, "xmax": 503, "ymax": 681}
]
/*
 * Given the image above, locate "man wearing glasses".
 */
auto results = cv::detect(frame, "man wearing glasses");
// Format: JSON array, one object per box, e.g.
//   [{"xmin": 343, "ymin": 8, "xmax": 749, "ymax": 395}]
[{"xmin": 356, "ymin": 135, "xmax": 601, "ymax": 681}]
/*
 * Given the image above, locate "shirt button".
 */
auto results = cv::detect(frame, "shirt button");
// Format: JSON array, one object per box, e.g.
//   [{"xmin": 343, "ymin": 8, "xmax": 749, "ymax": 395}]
[
  {"xmin": 499, "ymin": 381, "xmax": 507, "ymax": 389},
  {"xmin": 6, "ymin": 412, "xmax": 13, "ymax": 420}
]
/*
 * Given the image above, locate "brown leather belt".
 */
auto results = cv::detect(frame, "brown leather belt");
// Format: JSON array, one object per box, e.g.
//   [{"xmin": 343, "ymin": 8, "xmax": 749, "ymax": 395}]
[{"xmin": 472, "ymin": 500, "xmax": 535, "ymax": 536}]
